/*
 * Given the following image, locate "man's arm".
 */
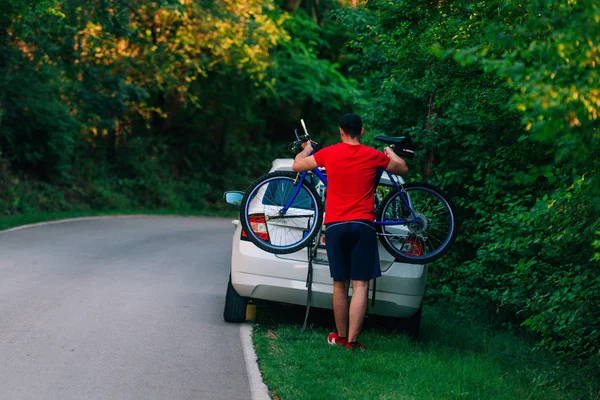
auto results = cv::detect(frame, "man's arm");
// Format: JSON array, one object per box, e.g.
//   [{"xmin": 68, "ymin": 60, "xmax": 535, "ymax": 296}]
[
  {"xmin": 292, "ymin": 141, "xmax": 319, "ymax": 172},
  {"xmin": 383, "ymin": 147, "xmax": 409, "ymax": 176}
]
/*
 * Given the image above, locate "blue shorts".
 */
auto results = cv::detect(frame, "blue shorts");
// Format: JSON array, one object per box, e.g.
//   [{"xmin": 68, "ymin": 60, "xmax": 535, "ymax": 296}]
[{"xmin": 325, "ymin": 220, "xmax": 382, "ymax": 282}]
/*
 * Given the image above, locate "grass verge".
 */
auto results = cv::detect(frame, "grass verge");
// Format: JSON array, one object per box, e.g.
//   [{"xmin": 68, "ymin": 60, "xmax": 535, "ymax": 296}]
[
  {"xmin": 253, "ymin": 303, "xmax": 594, "ymax": 400},
  {"xmin": 0, "ymin": 209, "xmax": 237, "ymax": 231}
]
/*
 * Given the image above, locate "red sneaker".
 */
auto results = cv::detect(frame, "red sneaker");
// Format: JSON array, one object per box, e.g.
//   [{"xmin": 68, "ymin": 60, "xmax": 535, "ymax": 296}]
[
  {"xmin": 346, "ymin": 341, "xmax": 367, "ymax": 350},
  {"xmin": 327, "ymin": 333, "xmax": 348, "ymax": 346}
]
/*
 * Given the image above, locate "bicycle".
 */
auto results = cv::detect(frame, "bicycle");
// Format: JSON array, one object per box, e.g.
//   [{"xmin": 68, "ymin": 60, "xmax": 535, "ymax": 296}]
[{"xmin": 239, "ymin": 120, "xmax": 458, "ymax": 264}]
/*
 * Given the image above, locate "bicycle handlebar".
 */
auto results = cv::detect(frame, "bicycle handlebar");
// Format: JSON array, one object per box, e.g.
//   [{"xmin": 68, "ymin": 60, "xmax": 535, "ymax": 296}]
[
  {"xmin": 290, "ymin": 119, "xmax": 319, "ymax": 155},
  {"xmin": 290, "ymin": 134, "xmax": 319, "ymax": 155}
]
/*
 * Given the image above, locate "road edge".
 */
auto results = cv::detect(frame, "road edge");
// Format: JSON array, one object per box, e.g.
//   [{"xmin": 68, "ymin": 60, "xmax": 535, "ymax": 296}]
[
  {"xmin": 0, "ymin": 214, "xmax": 231, "ymax": 234},
  {"xmin": 240, "ymin": 323, "xmax": 271, "ymax": 400},
  {"xmin": 0, "ymin": 215, "xmax": 150, "ymax": 233}
]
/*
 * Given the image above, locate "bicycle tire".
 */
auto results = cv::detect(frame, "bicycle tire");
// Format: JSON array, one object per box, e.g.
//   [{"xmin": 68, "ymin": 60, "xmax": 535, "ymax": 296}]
[
  {"xmin": 239, "ymin": 171, "xmax": 324, "ymax": 254},
  {"xmin": 376, "ymin": 182, "xmax": 457, "ymax": 264}
]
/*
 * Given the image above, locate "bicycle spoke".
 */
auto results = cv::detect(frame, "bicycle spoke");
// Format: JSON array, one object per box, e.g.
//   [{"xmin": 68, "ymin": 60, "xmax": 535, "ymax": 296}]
[
  {"xmin": 378, "ymin": 185, "xmax": 455, "ymax": 261},
  {"xmin": 241, "ymin": 172, "xmax": 322, "ymax": 253},
  {"xmin": 268, "ymin": 214, "xmax": 316, "ymax": 220}
]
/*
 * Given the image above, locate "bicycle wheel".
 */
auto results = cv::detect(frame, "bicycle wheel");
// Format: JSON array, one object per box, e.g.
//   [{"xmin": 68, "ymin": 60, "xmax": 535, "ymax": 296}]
[
  {"xmin": 376, "ymin": 182, "xmax": 457, "ymax": 264},
  {"xmin": 239, "ymin": 171, "xmax": 324, "ymax": 254}
]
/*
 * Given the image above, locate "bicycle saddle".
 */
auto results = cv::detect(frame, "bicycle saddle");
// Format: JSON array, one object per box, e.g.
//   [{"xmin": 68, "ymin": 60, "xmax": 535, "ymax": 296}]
[{"xmin": 374, "ymin": 135, "xmax": 406, "ymax": 145}]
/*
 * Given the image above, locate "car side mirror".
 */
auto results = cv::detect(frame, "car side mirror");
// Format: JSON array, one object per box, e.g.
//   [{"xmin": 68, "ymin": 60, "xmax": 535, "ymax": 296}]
[{"xmin": 223, "ymin": 191, "xmax": 244, "ymax": 206}]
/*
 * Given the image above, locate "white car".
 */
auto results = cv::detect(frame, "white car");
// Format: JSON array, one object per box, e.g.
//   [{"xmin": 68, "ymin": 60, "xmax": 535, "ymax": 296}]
[{"xmin": 223, "ymin": 159, "xmax": 428, "ymax": 337}]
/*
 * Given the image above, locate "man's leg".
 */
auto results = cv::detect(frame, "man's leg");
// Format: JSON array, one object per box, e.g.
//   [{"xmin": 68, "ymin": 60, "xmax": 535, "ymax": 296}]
[
  {"xmin": 348, "ymin": 280, "xmax": 369, "ymax": 343},
  {"xmin": 332, "ymin": 280, "xmax": 350, "ymax": 337}
]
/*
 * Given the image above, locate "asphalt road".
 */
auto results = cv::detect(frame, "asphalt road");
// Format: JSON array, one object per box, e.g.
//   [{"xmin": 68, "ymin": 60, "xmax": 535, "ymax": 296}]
[{"xmin": 0, "ymin": 216, "xmax": 250, "ymax": 400}]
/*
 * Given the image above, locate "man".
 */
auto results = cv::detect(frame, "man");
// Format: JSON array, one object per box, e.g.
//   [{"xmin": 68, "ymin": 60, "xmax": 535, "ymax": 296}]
[{"xmin": 292, "ymin": 113, "xmax": 408, "ymax": 349}]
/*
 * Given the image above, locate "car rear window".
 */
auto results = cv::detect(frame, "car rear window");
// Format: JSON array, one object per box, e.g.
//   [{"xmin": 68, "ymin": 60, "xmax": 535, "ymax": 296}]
[{"xmin": 262, "ymin": 179, "xmax": 315, "ymax": 210}]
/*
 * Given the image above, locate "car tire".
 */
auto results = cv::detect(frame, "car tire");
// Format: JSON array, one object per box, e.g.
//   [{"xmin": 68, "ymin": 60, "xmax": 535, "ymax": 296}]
[
  {"xmin": 223, "ymin": 275, "xmax": 248, "ymax": 323},
  {"xmin": 397, "ymin": 305, "xmax": 422, "ymax": 339}
]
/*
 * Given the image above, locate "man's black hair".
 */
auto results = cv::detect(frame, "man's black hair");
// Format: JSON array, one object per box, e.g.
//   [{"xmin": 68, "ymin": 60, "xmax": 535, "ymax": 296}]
[{"xmin": 340, "ymin": 113, "xmax": 362, "ymax": 139}]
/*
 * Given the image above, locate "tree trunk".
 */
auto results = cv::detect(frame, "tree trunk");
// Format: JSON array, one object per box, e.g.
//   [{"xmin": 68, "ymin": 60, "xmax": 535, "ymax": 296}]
[
  {"xmin": 422, "ymin": 93, "xmax": 438, "ymax": 180},
  {"xmin": 282, "ymin": 0, "xmax": 302, "ymax": 13},
  {"xmin": 311, "ymin": 0, "xmax": 322, "ymax": 24}
]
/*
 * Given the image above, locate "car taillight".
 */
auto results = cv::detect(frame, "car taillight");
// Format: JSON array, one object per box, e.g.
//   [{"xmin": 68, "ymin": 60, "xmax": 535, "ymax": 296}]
[
  {"xmin": 319, "ymin": 232, "xmax": 326, "ymax": 246},
  {"xmin": 403, "ymin": 239, "xmax": 423, "ymax": 256},
  {"xmin": 242, "ymin": 215, "xmax": 270, "ymax": 242}
]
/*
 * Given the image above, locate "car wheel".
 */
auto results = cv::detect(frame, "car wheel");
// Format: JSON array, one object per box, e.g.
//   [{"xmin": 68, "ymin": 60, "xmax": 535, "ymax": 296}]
[
  {"xmin": 397, "ymin": 305, "xmax": 422, "ymax": 339},
  {"xmin": 223, "ymin": 275, "xmax": 248, "ymax": 323}
]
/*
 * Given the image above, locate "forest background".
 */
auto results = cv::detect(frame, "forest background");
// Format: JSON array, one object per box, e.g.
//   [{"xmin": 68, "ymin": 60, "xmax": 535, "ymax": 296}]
[{"xmin": 1, "ymin": 0, "xmax": 598, "ymax": 392}]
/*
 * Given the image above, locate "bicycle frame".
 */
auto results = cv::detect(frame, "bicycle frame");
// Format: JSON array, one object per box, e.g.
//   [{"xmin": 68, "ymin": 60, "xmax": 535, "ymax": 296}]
[{"xmin": 280, "ymin": 166, "xmax": 420, "ymax": 226}]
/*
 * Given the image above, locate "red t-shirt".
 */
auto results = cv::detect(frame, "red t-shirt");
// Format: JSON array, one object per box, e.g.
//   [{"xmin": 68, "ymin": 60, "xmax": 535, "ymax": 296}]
[{"xmin": 313, "ymin": 143, "xmax": 390, "ymax": 224}]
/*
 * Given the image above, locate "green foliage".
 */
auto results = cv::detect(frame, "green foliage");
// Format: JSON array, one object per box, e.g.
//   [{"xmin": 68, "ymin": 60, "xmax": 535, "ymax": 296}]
[
  {"xmin": 0, "ymin": 0, "xmax": 77, "ymax": 182},
  {"xmin": 454, "ymin": 0, "xmax": 600, "ymax": 175},
  {"xmin": 259, "ymin": 7, "xmax": 358, "ymax": 144},
  {"xmin": 452, "ymin": 176, "xmax": 600, "ymax": 366},
  {"xmin": 0, "ymin": 0, "xmax": 356, "ymax": 217},
  {"xmin": 1, "ymin": 61, "xmax": 78, "ymax": 182},
  {"xmin": 266, "ymin": 9, "xmax": 358, "ymax": 128},
  {"xmin": 344, "ymin": 0, "xmax": 600, "ymax": 389}
]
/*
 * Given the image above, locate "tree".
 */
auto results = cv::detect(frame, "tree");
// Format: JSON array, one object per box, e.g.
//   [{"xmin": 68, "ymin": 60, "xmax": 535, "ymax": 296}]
[{"xmin": 344, "ymin": 0, "xmax": 600, "ymax": 384}]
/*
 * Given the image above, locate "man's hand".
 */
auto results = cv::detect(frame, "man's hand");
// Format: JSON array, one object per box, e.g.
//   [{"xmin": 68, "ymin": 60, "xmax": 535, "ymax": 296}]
[
  {"xmin": 383, "ymin": 146, "xmax": 409, "ymax": 176},
  {"xmin": 301, "ymin": 140, "xmax": 313, "ymax": 155},
  {"xmin": 384, "ymin": 146, "xmax": 398, "ymax": 159},
  {"xmin": 292, "ymin": 140, "xmax": 318, "ymax": 172}
]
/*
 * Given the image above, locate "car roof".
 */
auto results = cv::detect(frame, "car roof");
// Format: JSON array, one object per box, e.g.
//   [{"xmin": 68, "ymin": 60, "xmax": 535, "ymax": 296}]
[{"xmin": 269, "ymin": 159, "xmax": 294, "ymax": 172}]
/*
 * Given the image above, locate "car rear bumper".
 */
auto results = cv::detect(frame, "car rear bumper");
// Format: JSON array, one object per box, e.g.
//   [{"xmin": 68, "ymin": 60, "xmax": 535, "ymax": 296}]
[{"xmin": 230, "ymin": 221, "xmax": 428, "ymax": 319}]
